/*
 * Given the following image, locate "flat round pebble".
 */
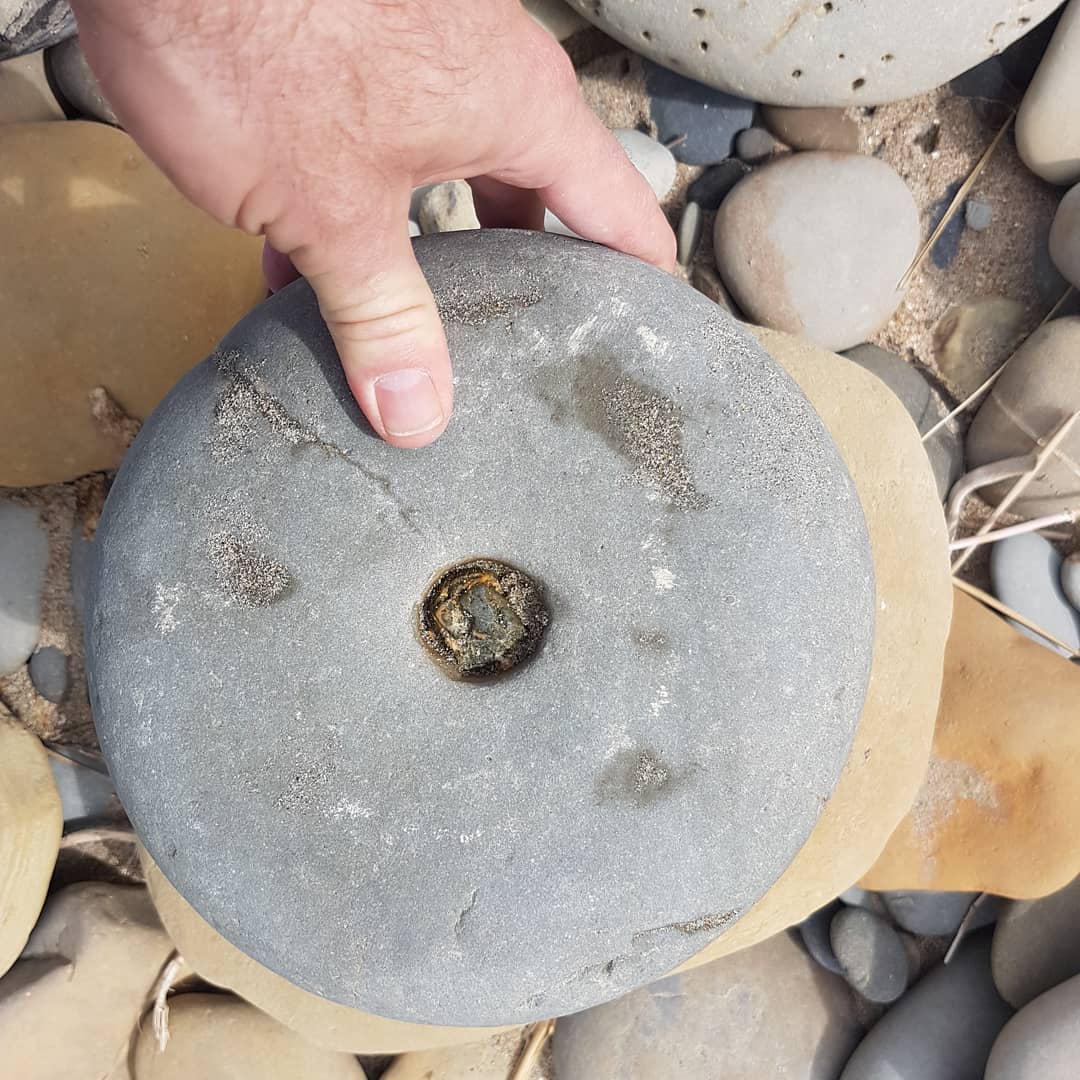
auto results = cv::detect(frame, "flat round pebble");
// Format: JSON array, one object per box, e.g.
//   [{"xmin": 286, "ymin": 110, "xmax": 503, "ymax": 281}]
[
  {"xmin": 676, "ymin": 200, "xmax": 703, "ymax": 266},
  {"xmin": 761, "ymin": 105, "xmax": 860, "ymax": 152},
  {"xmin": 566, "ymin": 0, "xmax": 1061, "ymax": 107},
  {"xmin": 1049, "ymin": 182, "xmax": 1080, "ymax": 289},
  {"xmin": 830, "ymin": 906, "xmax": 909, "ymax": 1003},
  {"xmin": 799, "ymin": 900, "xmax": 844, "ymax": 975},
  {"xmin": 985, "ymin": 973, "xmax": 1080, "ymax": 1079},
  {"xmin": 1062, "ymin": 553, "xmax": 1080, "ymax": 611},
  {"xmin": 881, "ymin": 890, "xmax": 980, "ymax": 937},
  {"xmin": 990, "ymin": 533, "xmax": 1080, "ymax": 657},
  {"xmin": 28, "ymin": 645, "xmax": 68, "ymax": 702},
  {"xmin": 965, "ymin": 197, "xmax": 994, "ymax": 231},
  {"xmin": 734, "ymin": 126, "xmax": 781, "ymax": 164},
  {"xmin": 0, "ymin": 500, "xmax": 48, "ymax": 675},
  {"xmin": 88, "ymin": 230, "xmax": 875, "ymax": 1027},
  {"xmin": 714, "ymin": 152, "xmax": 919, "ymax": 352},
  {"xmin": 45, "ymin": 35, "xmax": 116, "ymax": 124}
]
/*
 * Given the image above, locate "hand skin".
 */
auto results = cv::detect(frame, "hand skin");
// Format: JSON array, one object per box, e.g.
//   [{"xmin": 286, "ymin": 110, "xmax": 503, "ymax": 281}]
[{"xmin": 68, "ymin": 0, "xmax": 676, "ymax": 447}]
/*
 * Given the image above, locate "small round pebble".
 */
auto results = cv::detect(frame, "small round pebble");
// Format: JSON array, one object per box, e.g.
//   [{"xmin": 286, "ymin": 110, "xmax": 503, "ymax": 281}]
[
  {"xmin": 830, "ymin": 906, "xmax": 909, "ymax": 1004},
  {"xmin": 965, "ymin": 196, "xmax": 993, "ymax": 232},
  {"xmin": 676, "ymin": 200, "xmax": 703, "ymax": 266},
  {"xmin": 1062, "ymin": 553, "xmax": 1080, "ymax": 612},
  {"xmin": 734, "ymin": 126, "xmax": 781, "ymax": 164},
  {"xmin": 29, "ymin": 645, "xmax": 68, "ymax": 703}
]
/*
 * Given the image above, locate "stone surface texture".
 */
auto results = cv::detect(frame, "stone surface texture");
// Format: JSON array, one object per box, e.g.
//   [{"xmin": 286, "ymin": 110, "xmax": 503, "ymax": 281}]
[
  {"xmin": 130, "ymin": 994, "xmax": 369, "ymax": 1080},
  {"xmin": 1049, "ymin": 182, "xmax": 1080, "ymax": 288},
  {"xmin": 45, "ymin": 35, "xmax": 117, "ymax": 124},
  {"xmin": 0, "ymin": 499, "xmax": 48, "ymax": 674},
  {"xmin": 965, "ymin": 317, "xmax": 1080, "ymax": 516},
  {"xmin": 0, "ymin": 711, "xmax": 61, "ymax": 977},
  {"xmin": 0, "ymin": 51, "xmax": 62, "ymax": 122},
  {"xmin": 714, "ymin": 153, "xmax": 919, "ymax": 352},
  {"xmin": 383, "ymin": 1030, "xmax": 530, "ymax": 1080},
  {"xmin": 417, "ymin": 179, "xmax": 480, "ymax": 234},
  {"xmin": 564, "ymin": 0, "xmax": 1061, "ymax": 106},
  {"xmin": 932, "ymin": 296, "xmax": 1027, "ymax": 400},
  {"xmin": 679, "ymin": 328, "xmax": 949, "ymax": 972},
  {"xmin": 881, "ymin": 890, "xmax": 980, "ymax": 937},
  {"xmin": 863, "ymin": 590, "xmax": 1080, "ymax": 899},
  {"xmin": 761, "ymin": 106, "xmax": 859, "ymax": 152},
  {"xmin": 985, "ymin": 974, "xmax": 1080, "ymax": 1079},
  {"xmin": 991, "ymin": 873, "xmax": 1080, "ymax": 1008},
  {"xmin": 830, "ymin": 906, "xmax": 908, "ymax": 1003},
  {"xmin": 28, "ymin": 644, "xmax": 68, "ymax": 702},
  {"xmin": 554, "ymin": 931, "xmax": 862, "ymax": 1080},
  {"xmin": 1016, "ymin": 0, "xmax": 1080, "ymax": 186},
  {"xmin": 839, "ymin": 934, "xmax": 1012, "ymax": 1080},
  {"xmin": 90, "ymin": 231, "xmax": 875, "ymax": 1026},
  {"xmin": 0, "ymin": 122, "xmax": 265, "ymax": 486},
  {"xmin": 0, "ymin": 0, "xmax": 73, "ymax": 59}
]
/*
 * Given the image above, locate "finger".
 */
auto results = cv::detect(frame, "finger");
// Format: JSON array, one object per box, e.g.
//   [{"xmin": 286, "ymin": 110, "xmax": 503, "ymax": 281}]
[
  {"xmin": 289, "ymin": 221, "xmax": 454, "ymax": 450},
  {"xmin": 262, "ymin": 241, "xmax": 300, "ymax": 294},
  {"xmin": 468, "ymin": 176, "xmax": 546, "ymax": 231}
]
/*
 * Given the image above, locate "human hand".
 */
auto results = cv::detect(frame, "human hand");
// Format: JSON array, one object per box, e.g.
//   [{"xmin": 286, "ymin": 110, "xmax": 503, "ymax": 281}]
[{"xmin": 68, "ymin": 0, "xmax": 676, "ymax": 447}]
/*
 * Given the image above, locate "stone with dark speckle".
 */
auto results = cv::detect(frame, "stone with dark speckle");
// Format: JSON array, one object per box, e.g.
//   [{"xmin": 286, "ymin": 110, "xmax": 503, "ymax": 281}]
[{"xmin": 830, "ymin": 906, "xmax": 908, "ymax": 1003}]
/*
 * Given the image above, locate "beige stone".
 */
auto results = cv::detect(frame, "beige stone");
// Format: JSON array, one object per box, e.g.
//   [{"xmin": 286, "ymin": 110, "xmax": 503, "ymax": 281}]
[
  {"xmin": 417, "ymin": 179, "xmax": 480, "ymax": 234},
  {"xmin": 862, "ymin": 589, "xmax": 1080, "ymax": 898},
  {"xmin": 0, "ymin": 711, "xmax": 61, "ymax": 977},
  {"xmin": 1016, "ymin": 0, "xmax": 1080, "ymax": 186},
  {"xmin": 0, "ymin": 52, "xmax": 63, "ymax": 123},
  {"xmin": 761, "ymin": 106, "xmax": 859, "ymax": 153},
  {"xmin": 679, "ymin": 327, "xmax": 951, "ymax": 970},
  {"xmin": 384, "ymin": 1029, "xmax": 534, "ymax": 1080},
  {"xmin": 140, "ymin": 850, "xmax": 513, "ymax": 1054},
  {"xmin": 130, "ymin": 993, "xmax": 367, "ymax": 1080},
  {"xmin": 0, "ymin": 883, "xmax": 175, "ymax": 1080},
  {"xmin": 1049, "ymin": 183, "xmax": 1080, "ymax": 290},
  {"xmin": 965, "ymin": 316, "xmax": 1080, "ymax": 516},
  {"xmin": 933, "ymin": 296, "xmax": 1027, "ymax": 399},
  {"xmin": 0, "ymin": 122, "xmax": 265, "ymax": 486}
]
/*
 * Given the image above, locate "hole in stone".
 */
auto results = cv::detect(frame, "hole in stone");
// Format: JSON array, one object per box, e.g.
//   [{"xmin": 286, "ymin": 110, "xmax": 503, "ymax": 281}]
[
  {"xmin": 791, "ymin": 68, "xmax": 803, "ymax": 78},
  {"xmin": 641, "ymin": 28, "xmax": 652, "ymax": 40},
  {"xmin": 838, "ymin": 52, "xmax": 846, "ymax": 59},
  {"xmin": 851, "ymin": 76, "xmax": 866, "ymax": 90},
  {"xmin": 691, "ymin": 6, "xmax": 708, "ymax": 17},
  {"xmin": 818, "ymin": 1, "xmax": 834, "ymax": 12},
  {"xmin": 1018, "ymin": 15, "xmax": 1030, "ymax": 24},
  {"xmin": 699, "ymin": 40, "xmax": 709, "ymax": 51}
]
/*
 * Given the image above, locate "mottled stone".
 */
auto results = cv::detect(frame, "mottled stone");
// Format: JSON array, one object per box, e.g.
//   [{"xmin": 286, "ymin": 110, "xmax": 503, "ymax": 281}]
[
  {"xmin": 555, "ymin": 931, "xmax": 862, "ymax": 1080},
  {"xmin": 985, "ymin": 974, "xmax": 1080, "ymax": 1078},
  {"xmin": 676, "ymin": 200, "xmax": 703, "ymax": 265},
  {"xmin": 0, "ymin": 0, "xmax": 73, "ymax": 60},
  {"xmin": 565, "ymin": 0, "xmax": 1061, "ymax": 107},
  {"xmin": 0, "ymin": 51, "xmax": 61, "ymax": 122},
  {"xmin": 966, "ymin": 316, "xmax": 1080, "ymax": 516},
  {"xmin": 991, "ymin": 873, "xmax": 1080, "ymax": 1008},
  {"xmin": 831, "ymin": 906, "xmax": 908, "ymax": 1003},
  {"xmin": 417, "ymin": 180, "xmax": 480, "ymax": 234},
  {"xmin": 734, "ymin": 126, "xmax": 782, "ymax": 164},
  {"xmin": 761, "ymin": 105, "xmax": 859, "ymax": 152},
  {"xmin": 45, "ymin": 35, "xmax": 117, "ymax": 124},
  {"xmin": 881, "ymin": 890, "xmax": 980, "ymax": 937},
  {"xmin": 1049, "ymin": 182, "xmax": 1080, "ymax": 289},
  {"xmin": 28, "ymin": 644, "xmax": 67, "ymax": 702},
  {"xmin": 714, "ymin": 153, "xmax": 919, "ymax": 351},
  {"xmin": 839, "ymin": 934, "xmax": 1013, "ymax": 1080},
  {"xmin": 89, "ymin": 230, "xmax": 874, "ymax": 1026},
  {"xmin": 0, "ymin": 499, "xmax": 48, "ymax": 675},
  {"xmin": 1016, "ymin": 0, "xmax": 1080, "ymax": 186},
  {"xmin": 933, "ymin": 296, "xmax": 1027, "ymax": 399},
  {"xmin": 0, "ymin": 122, "xmax": 265, "ymax": 486}
]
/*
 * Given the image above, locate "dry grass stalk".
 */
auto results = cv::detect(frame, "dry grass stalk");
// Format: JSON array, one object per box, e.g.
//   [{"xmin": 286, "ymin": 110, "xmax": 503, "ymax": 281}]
[
  {"xmin": 59, "ymin": 827, "xmax": 136, "ymax": 848},
  {"xmin": 151, "ymin": 952, "xmax": 187, "ymax": 1053},
  {"xmin": 509, "ymin": 1018, "xmax": 556, "ymax": 1080},
  {"xmin": 952, "ymin": 577, "xmax": 1080, "ymax": 659},
  {"xmin": 948, "ymin": 510, "xmax": 1077, "ymax": 551}
]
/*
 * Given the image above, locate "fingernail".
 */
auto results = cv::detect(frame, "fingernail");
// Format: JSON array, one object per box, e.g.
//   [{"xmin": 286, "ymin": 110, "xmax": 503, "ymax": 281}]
[{"xmin": 373, "ymin": 368, "xmax": 444, "ymax": 438}]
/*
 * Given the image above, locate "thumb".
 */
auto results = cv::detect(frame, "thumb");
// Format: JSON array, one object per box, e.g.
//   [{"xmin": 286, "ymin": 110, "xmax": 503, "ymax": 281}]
[{"xmin": 297, "ymin": 224, "xmax": 454, "ymax": 449}]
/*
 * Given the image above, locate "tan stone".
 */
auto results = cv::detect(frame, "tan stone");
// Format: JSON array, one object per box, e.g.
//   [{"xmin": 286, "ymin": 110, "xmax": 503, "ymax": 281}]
[
  {"xmin": 933, "ymin": 296, "xmax": 1027, "ymax": 399},
  {"xmin": 679, "ymin": 327, "xmax": 951, "ymax": 970},
  {"xmin": 140, "ymin": 849, "xmax": 514, "ymax": 1054},
  {"xmin": 761, "ymin": 105, "xmax": 859, "ymax": 153},
  {"xmin": 0, "ymin": 883, "xmax": 174, "ymax": 1080},
  {"xmin": 862, "ymin": 589, "xmax": 1080, "ymax": 898},
  {"xmin": 384, "ymin": 1029, "xmax": 535, "ymax": 1080},
  {"xmin": 0, "ymin": 53, "xmax": 63, "ymax": 123},
  {"xmin": 0, "ymin": 711, "xmax": 61, "ymax": 977},
  {"xmin": 1049, "ymin": 182, "xmax": 1080, "ymax": 290},
  {"xmin": 0, "ymin": 122, "xmax": 264, "ymax": 486},
  {"xmin": 130, "ymin": 994, "xmax": 367, "ymax": 1080}
]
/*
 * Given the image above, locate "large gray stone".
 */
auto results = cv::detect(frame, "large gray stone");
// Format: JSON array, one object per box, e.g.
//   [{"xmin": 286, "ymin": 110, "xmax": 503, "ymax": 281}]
[
  {"xmin": 552, "ymin": 930, "xmax": 862, "ymax": 1080},
  {"xmin": 87, "ymin": 230, "xmax": 875, "ymax": 1027},
  {"xmin": 985, "ymin": 973, "xmax": 1080, "ymax": 1079},
  {"xmin": 563, "ymin": 0, "xmax": 1061, "ymax": 107},
  {"xmin": 0, "ymin": 499, "xmax": 48, "ymax": 676},
  {"xmin": 839, "ymin": 934, "xmax": 1013, "ymax": 1080}
]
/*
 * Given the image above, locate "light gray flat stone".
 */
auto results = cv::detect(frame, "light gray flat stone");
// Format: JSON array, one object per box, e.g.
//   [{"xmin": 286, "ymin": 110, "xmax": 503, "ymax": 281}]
[
  {"xmin": 1062, "ymin": 553, "xmax": 1080, "ymax": 611},
  {"xmin": 47, "ymin": 756, "xmax": 118, "ymax": 826},
  {"xmin": 87, "ymin": 229, "xmax": 874, "ymax": 1027},
  {"xmin": 0, "ymin": 499, "xmax": 48, "ymax": 675}
]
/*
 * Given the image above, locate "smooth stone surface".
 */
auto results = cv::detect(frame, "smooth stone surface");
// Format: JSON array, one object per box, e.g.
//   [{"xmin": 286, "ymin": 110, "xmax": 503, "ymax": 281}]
[
  {"xmin": 990, "ymin": 533, "xmax": 1080, "ymax": 656},
  {"xmin": 417, "ymin": 179, "xmax": 480, "ymax": 234},
  {"xmin": 1016, "ymin": 0, "xmax": 1080, "ymax": 186},
  {"xmin": 644, "ymin": 60, "xmax": 754, "ymax": 166},
  {"xmin": 28, "ymin": 644, "xmax": 67, "ymax": 702},
  {"xmin": 383, "ymin": 1030, "xmax": 527, "ymax": 1080},
  {"xmin": 0, "ymin": 883, "xmax": 174, "ymax": 1080},
  {"xmin": 675, "ymin": 199, "xmax": 702, "ymax": 266},
  {"xmin": 679, "ymin": 327, "xmax": 949, "ymax": 973},
  {"xmin": 840, "ymin": 934, "xmax": 1012, "ymax": 1080},
  {"xmin": 0, "ymin": 0, "xmax": 73, "ymax": 59},
  {"xmin": 0, "ymin": 50, "xmax": 61, "ymax": 122},
  {"xmin": 130, "ymin": 994, "xmax": 369, "ymax": 1080},
  {"xmin": 714, "ymin": 153, "xmax": 919, "ymax": 352},
  {"xmin": 91, "ymin": 231, "xmax": 875, "ymax": 1026},
  {"xmin": 863, "ymin": 590, "xmax": 1080, "ymax": 898},
  {"xmin": 799, "ymin": 901, "xmax": 844, "ymax": 975},
  {"xmin": 843, "ymin": 343, "xmax": 962, "ymax": 501},
  {"xmin": 45, "ymin": 35, "xmax": 116, "ymax": 124},
  {"xmin": 566, "ymin": 0, "xmax": 1061, "ymax": 107},
  {"xmin": 555, "ymin": 931, "xmax": 862, "ymax": 1080},
  {"xmin": 966, "ymin": 316, "xmax": 1080, "ymax": 515},
  {"xmin": 761, "ymin": 106, "xmax": 859, "ymax": 153},
  {"xmin": 0, "ymin": 500, "xmax": 48, "ymax": 675},
  {"xmin": 965, "ymin": 197, "xmax": 994, "ymax": 232},
  {"xmin": 690, "ymin": 263, "xmax": 738, "ymax": 314},
  {"xmin": 839, "ymin": 887, "xmax": 888, "ymax": 915},
  {"xmin": 521, "ymin": 0, "xmax": 587, "ymax": 40},
  {"xmin": 1062, "ymin": 552, "xmax": 1080, "ymax": 610},
  {"xmin": 1049, "ymin": 182, "xmax": 1080, "ymax": 289},
  {"xmin": 932, "ymin": 296, "xmax": 1026, "ymax": 399},
  {"xmin": 991, "ymin": 873, "xmax": 1080, "ymax": 1008},
  {"xmin": 1, "ymin": 122, "xmax": 265, "ymax": 487},
  {"xmin": 985, "ymin": 974, "xmax": 1080, "ymax": 1078},
  {"xmin": 48, "ymin": 755, "xmax": 118, "ymax": 825},
  {"xmin": 141, "ymin": 848, "xmax": 514, "ymax": 1053},
  {"xmin": 685, "ymin": 158, "xmax": 750, "ymax": 210},
  {"xmin": 0, "ymin": 711, "xmax": 61, "ymax": 977},
  {"xmin": 734, "ymin": 126, "xmax": 782, "ymax": 164},
  {"xmin": 881, "ymin": 890, "xmax": 980, "ymax": 937},
  {"xmin": 830, "ymin": 906, "xmax": 908, "ymax": 1003}
]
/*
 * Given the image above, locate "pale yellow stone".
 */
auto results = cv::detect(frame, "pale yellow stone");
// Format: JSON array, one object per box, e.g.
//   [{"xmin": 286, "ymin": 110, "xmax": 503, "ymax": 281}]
[
  {"xmin": 680, "ymin": 327, "xmax": 951, "ymax": 970},
  {"xmin": 0, "ymin": 711, "xmax": 61, "ymax": 977},
  {"xmin": 140, "ymin": 849, "xmax": 514, "ymax": 1054},
  {"xmin": 0, "ymin": 122, "xmax": 265, "ymax": 486},
  {"xmin": 863, "ymin": 589, "xmax": 1080, "ymax": 898}
]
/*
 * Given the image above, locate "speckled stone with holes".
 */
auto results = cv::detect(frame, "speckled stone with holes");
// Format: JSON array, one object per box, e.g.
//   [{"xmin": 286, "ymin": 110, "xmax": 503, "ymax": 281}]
[{"xmin": 87, "ymin": 230, "xmax": 875, "ymax": 1027}]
